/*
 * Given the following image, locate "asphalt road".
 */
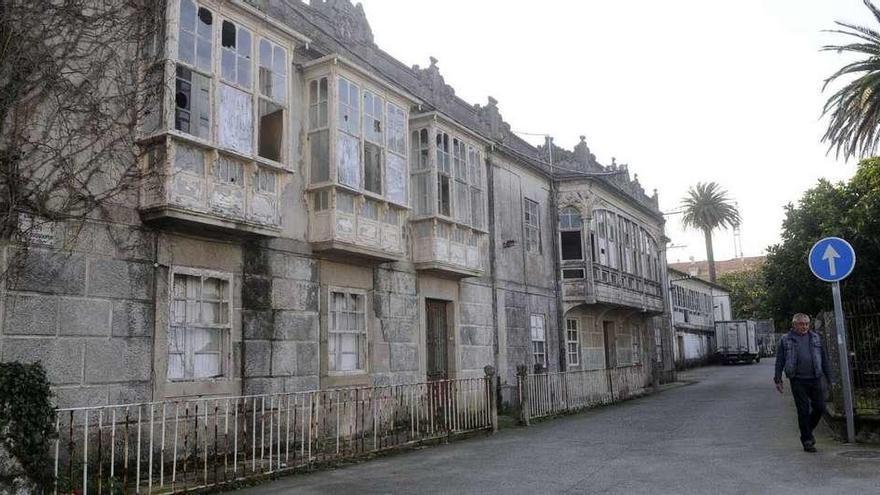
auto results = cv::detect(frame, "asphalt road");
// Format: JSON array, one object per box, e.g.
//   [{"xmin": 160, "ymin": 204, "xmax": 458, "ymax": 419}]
[{"xmin": 235, "ymin": 362, "xmax": 880, "ymax": 494}]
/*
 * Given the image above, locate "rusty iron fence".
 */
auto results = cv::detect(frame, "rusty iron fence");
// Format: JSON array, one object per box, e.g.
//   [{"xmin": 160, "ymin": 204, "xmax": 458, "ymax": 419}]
[
  {"xmin": 53, "ymin": 375, "xmax": 496, "ymax": 494},
  {"xmin": 843, "ymin": 300, "xmax": 880, "ymax": 414},
  {"xmin": 516, "ymin": 365, "xmax": 647, "ymax": 423}
]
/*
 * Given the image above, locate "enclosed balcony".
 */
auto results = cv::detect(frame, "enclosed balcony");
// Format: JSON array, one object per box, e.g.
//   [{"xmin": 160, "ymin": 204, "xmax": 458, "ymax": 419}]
[
  {"xmin": 408, "ymin": 114, "xmax": 488, "ymax": 277},
  {"xmin": 140, "ymin": 137, "xmax": 281, "ymax": 236},
  {"xmin": 558, "ymin": 206, "xmax": 664, "ymax": 313},
  {"xmin": 303, "ymin": 56, "xmax": 412, "ymax": 261},
  {"xmin": 412, "ymin": 219, "xmax": 487, "ymax": 278}
]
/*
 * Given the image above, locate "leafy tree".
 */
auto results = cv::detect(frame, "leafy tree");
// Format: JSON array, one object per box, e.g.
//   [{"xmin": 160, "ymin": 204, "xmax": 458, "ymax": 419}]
[
  {"xmin": 762, "ymin": 158, "xmax": 880, "ymax": 329},
  {"xmin": 717, "ymin": 267, "xmax": 770, "ymax": 320},
  {"xmin": 680, "ymin": 182, "xmax": 741, "ymax": 283},
  {"xmin": 822, "ymin": 0, "xmax": 880, "ymax": 161}
]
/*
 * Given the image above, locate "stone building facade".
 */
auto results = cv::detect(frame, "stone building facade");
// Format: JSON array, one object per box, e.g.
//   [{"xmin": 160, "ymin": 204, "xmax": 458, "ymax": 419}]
[
  {"xmin": 668, "ymin": 267, "xmax": 732, "ymax": 368},
  {"xmin": 0, "ymin": 0, "xmax": 673, "ymax": 408}
]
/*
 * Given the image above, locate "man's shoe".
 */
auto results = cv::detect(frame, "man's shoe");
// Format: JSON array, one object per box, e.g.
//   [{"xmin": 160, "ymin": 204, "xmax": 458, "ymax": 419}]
[{"xmin": 803, "ymin": 443, "xmax": 817, "ymax": 453}]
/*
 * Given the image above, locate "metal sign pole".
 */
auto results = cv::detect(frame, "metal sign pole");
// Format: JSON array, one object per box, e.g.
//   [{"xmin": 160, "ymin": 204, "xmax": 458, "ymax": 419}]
[{"xmin": 831, "ymin": 281, "xmax": 856, "ymax": 443}]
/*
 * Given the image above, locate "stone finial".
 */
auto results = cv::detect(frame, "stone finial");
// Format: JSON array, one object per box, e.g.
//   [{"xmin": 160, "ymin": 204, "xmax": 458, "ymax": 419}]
[
  {"xmin": 483, "ymin": 365, "xmax": 496, "ymax": 377},
  {"xmin": 310, "ymin": 0, "xmax": 375, "ymax": 45}
]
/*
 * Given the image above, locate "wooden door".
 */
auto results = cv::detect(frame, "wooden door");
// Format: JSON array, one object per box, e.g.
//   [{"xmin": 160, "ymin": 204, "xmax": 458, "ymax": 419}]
[{"xmin": 426, "ymin": 299, "xmax": 449, "ymax": 381}]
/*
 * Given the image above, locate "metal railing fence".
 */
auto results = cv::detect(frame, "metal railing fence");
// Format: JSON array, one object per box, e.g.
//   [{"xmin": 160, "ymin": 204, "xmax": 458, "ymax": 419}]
[
  {"xmin": 516, "ymin": 365, "xmax": 647, "ymax": 423},
  {"xmin": 53, "ymin": 376, "xmax": 494, "ymax": 494}
]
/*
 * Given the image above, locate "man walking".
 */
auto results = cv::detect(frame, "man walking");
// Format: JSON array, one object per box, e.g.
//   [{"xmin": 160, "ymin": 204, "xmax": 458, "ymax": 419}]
[{"xmin": 774, "ymin": 313, "xmax": 833, "ymax": 452}]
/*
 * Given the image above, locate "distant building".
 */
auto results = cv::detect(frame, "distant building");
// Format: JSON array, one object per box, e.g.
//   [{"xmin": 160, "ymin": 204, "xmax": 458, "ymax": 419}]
[
  {"xmin": 669, "ymin": 255, "xmax": 765, "ymax": 282},
  {"xmin": 668, "ymin": 268, "xmax": 731, "ymax": 367}
]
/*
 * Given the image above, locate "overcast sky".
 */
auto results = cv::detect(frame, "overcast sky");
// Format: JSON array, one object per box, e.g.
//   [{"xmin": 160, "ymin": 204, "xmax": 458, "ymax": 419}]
[{"xmin": 358, "ymin": 0, "xmax": 869, "ymax": 263}]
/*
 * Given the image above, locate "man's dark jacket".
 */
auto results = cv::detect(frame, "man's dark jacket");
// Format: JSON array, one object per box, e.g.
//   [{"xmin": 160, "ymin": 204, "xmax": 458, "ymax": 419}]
[{"xmin": 773, "ymin": 330, "xmax": 833, "ymax": 383}]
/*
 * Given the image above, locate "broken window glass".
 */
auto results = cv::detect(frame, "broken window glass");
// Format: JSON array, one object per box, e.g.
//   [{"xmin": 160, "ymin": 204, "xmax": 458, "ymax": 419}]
[
  {"xmin": 258, "ymin": 99, "xmax": 283, "ymax": 162},
  {"xmin": 169, "ymin": 272, "xmax": 229, "ymax": 381},
  {"xmin": 178, "ymin": 2, "xmax": 213, "ymax": 72},
  {"xmin": 337, "ymin": 132, "xmax": 360, "ymax": 189},
  {"xmin": 220, "ymin": 20, "xmax": 252, "ymax": 88},
  {"xmin": 364, "ymin": 141, "xmax": 382, "ymax": 194},
  {"xmin": 218, "ymin": 83, "xmax": 253, "ymax": 154},
  {"xmin": 310, "ymin": 129, "xmax": 329, "ymax": 183},
  {"xmin": 363, "ymin": 91, "xmax": 383, "ymax": 144},
  {"xmin": 438, "ymin": 174, "xmax": 451, "ymax": 217},
  {"xmin": 175, "ymin": 65, "xmax": 211, "ymax": 139},
  {"xmin": 386, "ymin": 103, "xmax": 406, "ymax": 156},
  {"xmin": 338, "ymin": 77, "xmax": 360, "ymax": 136},
  {"xmin": 309, "ymin": 78, "xmax": 328, "ymax": 130},
  {"xmin": 386, "ymin": 153, "xmax": 407, "ymax": 205}
]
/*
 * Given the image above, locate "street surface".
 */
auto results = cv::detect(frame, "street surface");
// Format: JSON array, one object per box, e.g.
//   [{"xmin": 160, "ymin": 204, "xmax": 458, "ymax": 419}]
[{"xmin": 237, "ymin": 362, "xmax": 879, "ymax": 494}]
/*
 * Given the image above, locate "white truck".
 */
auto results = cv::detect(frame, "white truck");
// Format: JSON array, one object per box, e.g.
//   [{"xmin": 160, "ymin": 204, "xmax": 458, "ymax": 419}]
[{"xmin": 714, "ymin": 320, "xmax": 760, "ymax": 364}]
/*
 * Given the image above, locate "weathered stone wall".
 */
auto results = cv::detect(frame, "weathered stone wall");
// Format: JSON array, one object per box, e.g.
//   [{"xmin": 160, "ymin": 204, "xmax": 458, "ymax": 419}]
[
  {"xmin": 0, "ymin": 220, "xmax": 157, "ymax": 408},
  {"xmin": 372, "ymin": 265, "xmax": 419, "ymax": 385},
  {"xmin": 458, "ymin": 280, "xmax": 494, "ymax": 378},
  {"xmin": 241, "ymin": 243, "xmax": 319, "ymax": 395}
]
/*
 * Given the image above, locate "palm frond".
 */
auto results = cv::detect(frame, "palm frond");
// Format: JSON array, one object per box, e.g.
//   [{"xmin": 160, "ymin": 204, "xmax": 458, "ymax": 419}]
[
  {"xmin": 680, "ymin": 182, "xmax": 741, "ymax": 233},
  {"xmin": 822, "ymin": 0, "xmax": 880, "ymax": 161}
]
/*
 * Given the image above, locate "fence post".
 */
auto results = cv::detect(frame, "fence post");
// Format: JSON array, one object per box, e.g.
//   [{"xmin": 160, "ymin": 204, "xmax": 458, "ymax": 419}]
[
  {"xmin": 516, "ymin": 365, "xmax": 530, "ymax": 426},
  {"xmin": 483, "ymin": 366, "xmax": 498, "ymax": 433}
]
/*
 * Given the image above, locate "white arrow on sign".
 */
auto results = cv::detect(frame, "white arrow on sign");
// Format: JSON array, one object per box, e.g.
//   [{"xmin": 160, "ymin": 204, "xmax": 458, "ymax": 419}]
[{"xmin": 822, "ymin": 244, "xmax": 841, "ymax": 276}]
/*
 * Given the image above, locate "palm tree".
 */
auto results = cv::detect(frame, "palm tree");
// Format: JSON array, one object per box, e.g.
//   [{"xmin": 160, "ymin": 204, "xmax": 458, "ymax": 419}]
[
  {"xmin": 680, "ymin": 182, "xmax": 741, "ymax": 283},
  {"xmin": 822, "ymin": 0, "xmax": 880, "ymax": 160}
]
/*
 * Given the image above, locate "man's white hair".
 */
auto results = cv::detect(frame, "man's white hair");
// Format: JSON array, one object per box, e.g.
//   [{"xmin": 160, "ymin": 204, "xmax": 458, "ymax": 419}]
[{"xmin": 792, "ymin": 313, "xmax": 811, "ymax": 323}]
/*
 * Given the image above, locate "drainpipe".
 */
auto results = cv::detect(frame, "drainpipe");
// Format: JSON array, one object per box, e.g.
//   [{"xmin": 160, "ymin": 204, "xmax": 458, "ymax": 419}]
[{"xmin": 486, "ymin": 151, "xmax": 501, "ymax": 401}]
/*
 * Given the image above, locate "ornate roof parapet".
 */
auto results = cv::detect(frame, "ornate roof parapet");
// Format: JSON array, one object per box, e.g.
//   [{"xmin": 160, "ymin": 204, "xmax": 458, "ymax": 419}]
[
  {"xmin": 411, "ymin": 57, "xmax": 458, "ymax": 110},
  {"xmin": 474, "ymin": 96, "xmax": 510, "ymax": 143},
  {"xmin": 308, "ymin": 0, "xmax": 374, "ymax": 46}
]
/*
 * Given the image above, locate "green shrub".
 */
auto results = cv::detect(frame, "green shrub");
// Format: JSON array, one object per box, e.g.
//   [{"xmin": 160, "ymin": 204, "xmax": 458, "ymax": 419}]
[{"xmin": 0, "ymin": 362, "xmax": 57, "ymax": 486}]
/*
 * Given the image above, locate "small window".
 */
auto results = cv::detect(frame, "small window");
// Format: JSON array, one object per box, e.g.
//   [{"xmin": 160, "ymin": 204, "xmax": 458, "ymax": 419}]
[
  {"xmin": 213, "ymin": 155, "xmax": 244, "ymax": 184},
  {"xmin": 312, "ymin": 190, "xmax": 329, "ymax": 211},
  {"xmin": 562, "ymin": 269, "xmax": 585, "ymax": 279},
  {"xmin": 336, "ymin": 191, "xmax": 355, "ymax": 213},
  {"xmin": 361, "ymin": 198, "xmax": 380, "ymax": 220},
  {"xmin": 566, "ymin": 318, "xmax": 580, "ymax": 367},
  {"xmin": 168, "ymin": 271, "xmax": 231, "ymax": 381},
  {"xmin": 255, "ymin": 167, "xmax": 276, "ymax": 194},
  {"xmin": 174, "ymin": 143, "xmax": 205, "ymax": 175},
  {"xmin": 631, "ymin": 324, "xmax": 641, "ymax": 365},
  {"xmin": 328, "ymin": 290, "xmax": 367, "ymax": 373},
  {"xmin": 524, "ymin": 198, "xmax": 540, "ymax": 253},
  {"xmin": 530, "ymin": 314, "xmax": 546, "ymax": 367}
]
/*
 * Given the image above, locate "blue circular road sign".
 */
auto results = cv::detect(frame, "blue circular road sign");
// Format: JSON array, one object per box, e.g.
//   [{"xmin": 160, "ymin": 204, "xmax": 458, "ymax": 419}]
[{"xmin": 808, "ymin": 237, "xmax": 856, "ymax": 282}]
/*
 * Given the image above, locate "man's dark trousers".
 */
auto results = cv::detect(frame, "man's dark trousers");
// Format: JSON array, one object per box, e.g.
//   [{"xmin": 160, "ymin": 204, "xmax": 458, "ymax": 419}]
[{"xmin": 790, "ymin": 377, "xmax": 825, "ymax": 445}]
